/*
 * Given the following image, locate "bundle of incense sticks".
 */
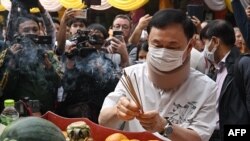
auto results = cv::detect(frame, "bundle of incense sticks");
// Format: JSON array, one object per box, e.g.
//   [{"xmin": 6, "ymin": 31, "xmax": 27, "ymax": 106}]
[{"xmin": 120, "ymin": 70, "xmax": 144, "ymax": 113}]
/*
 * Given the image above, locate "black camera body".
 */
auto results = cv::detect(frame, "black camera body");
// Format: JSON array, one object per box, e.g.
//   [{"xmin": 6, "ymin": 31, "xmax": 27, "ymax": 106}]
[
  {"xmin": 66, "ymin": 30, "xmax": 104, "ymax": 58},
  {"xmin": 70, "ymin": 30, "xmax": 104, "ymax": 49},
  {"xmin": 13, "ymin": 34, "xmax": 52, "ymax": 45},
  {"xmin": 17, "ymin": 0, "xmax": 40, "ymax": 9}
]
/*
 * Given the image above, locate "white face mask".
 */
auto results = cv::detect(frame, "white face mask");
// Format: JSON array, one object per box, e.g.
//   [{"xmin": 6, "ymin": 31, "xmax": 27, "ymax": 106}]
[
  {"xmin": 148, "ymin": 44, "xmax": 189, "ymax": 72},
  {"xmin": 204, "ymin": 40, "xmax": 217, "ymax": 62}
]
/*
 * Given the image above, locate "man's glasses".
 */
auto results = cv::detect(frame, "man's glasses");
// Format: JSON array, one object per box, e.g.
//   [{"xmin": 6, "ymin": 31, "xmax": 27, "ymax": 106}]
[{"xmin": 113, "ymin": 24, "xmax": 129, "ymax": 30}]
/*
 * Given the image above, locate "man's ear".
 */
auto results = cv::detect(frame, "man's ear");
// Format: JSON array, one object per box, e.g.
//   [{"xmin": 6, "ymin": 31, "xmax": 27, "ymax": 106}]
[
  {"xmin": 211, "ymin": 36, "xmax": 220, "ymax": 47},
  {"xmin": 187, "ymin": 38, "xmax": 194, "ymax": 53}
]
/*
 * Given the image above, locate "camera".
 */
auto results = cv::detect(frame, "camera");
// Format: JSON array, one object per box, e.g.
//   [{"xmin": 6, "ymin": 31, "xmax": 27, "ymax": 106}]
[
  {"xmin": 70, "ymin": 30, "xmax": 104, "ymax": 48},
  {"xmin": 66, "ymin": 30, "xmax": 104, "ymax": 58},
  {"xmin": 13, "ymin": 34, "xmax": 52, "ymax": 45},
  {"xmin": 16, "ymin": 0, "xmax": 40, "ymax": 9}
]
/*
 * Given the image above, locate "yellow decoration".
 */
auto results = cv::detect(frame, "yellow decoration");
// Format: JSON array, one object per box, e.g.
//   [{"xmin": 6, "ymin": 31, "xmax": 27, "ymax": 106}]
[
  {"xmin": 30, "ymin": 8, "xmax": 40, "ymax": 13},
  {"xmin": 0, "ymin": 5, "xmax": 5, "ymax": 11},
  {"xmin": 59, "ymin": 0, "xmax": 86, "ymax": 9},
  {"xmin": 107, "ymin": 0, "xmax": 149, "ymax": 11},
  {"xmin": 225, "ymin": 0, "xmax": 233, "ymax": 13}
]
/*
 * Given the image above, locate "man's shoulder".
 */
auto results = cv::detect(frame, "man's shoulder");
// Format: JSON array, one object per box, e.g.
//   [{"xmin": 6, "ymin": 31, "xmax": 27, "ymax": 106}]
[
  {"xmin": 238, "ymin": 54, "xmax": 250, "ymax": 64},
  {"xmin": 189, "ymin": 68, "xmax": 216, "ymax": 86},
  {"xmin": 124, "ymin": 63, "xmax": 146, "ymax": 74}
]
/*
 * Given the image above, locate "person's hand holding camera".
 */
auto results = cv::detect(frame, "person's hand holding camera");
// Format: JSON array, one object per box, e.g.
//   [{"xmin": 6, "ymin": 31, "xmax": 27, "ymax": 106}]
[
  {"xmin": 9, "ymin": 43, "xmax": 23, "ymax": 55},
  {"xmin": 43, "ymin": 53, "xmax": 52, "ymax": 70},
  {"xmin": 61, "ymin": 9, "xmax": 76, "ymax": 25},
  {"xmin": 61, "ymin": 9, "xmax": 85, "ymax": 25},
  {"xmin": 64, "ymin": 44, "xmax": 77, "ymax": 69},
  {"xmin": 108, "ymin": 37, "xmax": 127, "ymax": 54},
  {"xmin": 108, "ymin": 36, "xmax": 129, "ymax": 67}
]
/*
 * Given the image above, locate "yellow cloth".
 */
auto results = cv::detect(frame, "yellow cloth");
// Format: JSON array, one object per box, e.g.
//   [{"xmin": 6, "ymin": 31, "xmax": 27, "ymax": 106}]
[
  {"xmin": 0, "ymin": 5, "xmax": 5, "ymax": 11},
  {"xmin": 225, "ymin": 0, "xmax": 233, "ymax": 12},
  {"xmin": 107, "ymin": 0, "xmax": 149, "ymax": 11}
]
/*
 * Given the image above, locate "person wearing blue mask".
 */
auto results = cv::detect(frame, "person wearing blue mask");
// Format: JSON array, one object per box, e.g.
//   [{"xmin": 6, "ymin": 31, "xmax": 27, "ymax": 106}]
[{"xmin": 99, "ymin": 9, "xmax": 217, "ymax": 141}]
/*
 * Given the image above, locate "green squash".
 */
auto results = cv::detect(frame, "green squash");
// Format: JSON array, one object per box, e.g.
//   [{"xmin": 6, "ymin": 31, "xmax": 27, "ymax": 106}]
[{"xmin": 0, "ymin": 117, "xmax": 65, "ymax": 141}]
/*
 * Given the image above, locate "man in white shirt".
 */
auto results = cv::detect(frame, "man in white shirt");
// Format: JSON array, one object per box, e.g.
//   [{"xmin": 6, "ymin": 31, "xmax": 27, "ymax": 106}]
[{"xmin": 99, "ymin": 9, "xmax": 217, "ymax": 141}]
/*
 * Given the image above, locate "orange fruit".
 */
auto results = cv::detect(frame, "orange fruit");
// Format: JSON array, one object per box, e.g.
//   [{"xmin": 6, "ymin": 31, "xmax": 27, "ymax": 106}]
[
  {"xmin": 118, "ymin": 138, "xmax": 140, "ymax": 141},
  {"xmin": 105, "ymin": 133, "xmax": 128, "ymax": 141}
]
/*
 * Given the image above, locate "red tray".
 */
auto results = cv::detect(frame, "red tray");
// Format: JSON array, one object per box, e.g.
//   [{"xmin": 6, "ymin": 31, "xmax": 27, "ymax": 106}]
[{"xmin": 41, "ymin": 111, "xmax": 162, "ymax": 141}]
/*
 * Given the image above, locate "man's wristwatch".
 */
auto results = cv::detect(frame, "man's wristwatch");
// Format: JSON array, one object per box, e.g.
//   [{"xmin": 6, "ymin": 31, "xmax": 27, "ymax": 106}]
[{"xmin": 161, "ymin": 117, "xmax": 173, "ymax": 138}]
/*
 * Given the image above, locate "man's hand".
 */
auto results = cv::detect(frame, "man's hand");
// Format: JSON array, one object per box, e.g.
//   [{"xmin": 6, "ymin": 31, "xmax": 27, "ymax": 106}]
[
  {"xmin": 44, "ymin": 53, "xmax": 52, "ymax": 70},
  {"xmin": 61, "ymin": 9, "xmax": 78, "ymax": 24},
  {"xmin": 137, "ymin": 14, "xmax": 152, "ymax": 30},
  {"xmin": 116, "ymin": 97, "xmax": 140, "ymax": 121},
  {"xmin": 107, "ymin": 37, "xmax": 127, "ymax": 54},
  {"xmin": 10, "ymin": 43, "xmax": 23, "ymax": 55},
  {"xmin": 136, "ymin": 110, "xmax": 166, "ymax": 133},
  {"xmin": 107, "ymin": 37, "xmax": 129, "ymax": 67},
  {"xmin": 191, "ymin": 16, "xmax": 201, "ymax": 33}
]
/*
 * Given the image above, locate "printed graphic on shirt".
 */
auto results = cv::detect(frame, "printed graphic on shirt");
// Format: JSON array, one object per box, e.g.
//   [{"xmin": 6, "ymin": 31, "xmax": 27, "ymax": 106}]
[{"xmin": 168, "ymin": 102, "xmax": 197, "ymax": 124}]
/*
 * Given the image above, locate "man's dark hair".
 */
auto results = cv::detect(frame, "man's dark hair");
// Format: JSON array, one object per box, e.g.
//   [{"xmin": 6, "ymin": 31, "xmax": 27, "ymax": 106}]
[
  {"xmin": 87, "ymin": 23, "xmax": 108, "ymax": 39},
  {"xmin": 202, "ymin": 20, "xmax": 235, "ymax": 46},
  {"xmin": 148, "ymin": 9, "xmax": 195, "ymax": 40},
  {"xmin": 14, "ymin": 14, "xmax": 40, "ymax": 34},
  {"xmin": 67, "ymin": 18, "xmax": 87, "ymax": 27}
]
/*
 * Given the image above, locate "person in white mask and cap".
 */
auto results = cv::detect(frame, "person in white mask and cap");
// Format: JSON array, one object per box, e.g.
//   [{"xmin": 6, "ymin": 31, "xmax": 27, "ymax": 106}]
[{"xmin": 99, "ymin": 9, "xmax": 217, "ymax": 141}]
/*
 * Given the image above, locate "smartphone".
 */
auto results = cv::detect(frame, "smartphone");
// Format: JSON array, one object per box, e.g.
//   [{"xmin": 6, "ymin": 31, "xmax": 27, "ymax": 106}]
[
  {"xmin": 187, "ymin": 4, "xmax": 204, "ymax": 21},
  {"xmin": 74, "ymin": 9, "xmax": 87, "ymax": 19},
  {"xmin": 113, "ymin": 30, "xmax": 123, "ymax": 41}
]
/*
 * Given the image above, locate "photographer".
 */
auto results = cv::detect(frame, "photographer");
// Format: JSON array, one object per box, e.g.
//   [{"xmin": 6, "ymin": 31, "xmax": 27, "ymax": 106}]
[
  {"xmin": 0, "ymin": 35, "xmax": 61, "ymax": 115},
  {"xmin": 56, "ymin": 23, "xmax": 120, "ymax": 123},
  {"xmin": 0, "ymin": 3, "xmax": 61, "ymax": 114},
  {"xmin": 107, "ymin": 14, "xmax": 137, "ymax": 66},
  {"xmin": 56, "ymin": 8, "xmax": 88, "ymax": 56},
  {"xmin": 6, "ymin": 0, "xmax": 56, "ymax": 50}
]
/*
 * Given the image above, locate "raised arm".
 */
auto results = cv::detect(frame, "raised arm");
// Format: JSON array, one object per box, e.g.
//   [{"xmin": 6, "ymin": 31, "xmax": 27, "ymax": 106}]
[
  {"xmin": 6, "ymin": 1, "xmax": 20, "ymax": 42},
  {"xmin": 38, "ymin": 1, "xmax": 56, "ymax": 49},
  {"xmin": 56, "ymin": 9, "xmax": 75, "ymax": 55},
  {"xmin": 128, "ymin": 14, "xmax": 152, "ymax": 45},
  {"xmin": 232, "ymin": 0, "xmax": 250, "ymax": 49}
]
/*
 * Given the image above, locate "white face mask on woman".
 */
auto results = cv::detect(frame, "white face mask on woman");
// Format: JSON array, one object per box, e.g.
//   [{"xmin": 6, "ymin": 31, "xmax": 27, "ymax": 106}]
[
  {"xmin": 148, "ymin": 43, "xmax": 189, "ymax": 72},
  {"xmin": 204, "ymin": 40, "xmax": 217, "ymax": 62}
]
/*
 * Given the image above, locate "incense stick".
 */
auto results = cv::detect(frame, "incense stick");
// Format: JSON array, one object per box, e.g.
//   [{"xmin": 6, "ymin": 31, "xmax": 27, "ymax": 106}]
[
  {"xmin": 134, "ymin": 73, "xmax": 143, "ymax": 112},
  {"xmin": 121, "ymin": 70, "xmax": 144, "ymax": 113}
]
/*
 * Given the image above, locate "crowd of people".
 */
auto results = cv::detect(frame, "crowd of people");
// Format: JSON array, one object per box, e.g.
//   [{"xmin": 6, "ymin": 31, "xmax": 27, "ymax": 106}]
[{"xmin": 0, "ymin": 0, "xmax": 250, "ymax": 141}]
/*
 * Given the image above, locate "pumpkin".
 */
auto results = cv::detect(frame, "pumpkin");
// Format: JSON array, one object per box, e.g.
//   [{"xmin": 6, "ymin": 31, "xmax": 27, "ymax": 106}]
[{"xmin": 0, "ymin": 117, "xmax": 65, "ymax": 141}]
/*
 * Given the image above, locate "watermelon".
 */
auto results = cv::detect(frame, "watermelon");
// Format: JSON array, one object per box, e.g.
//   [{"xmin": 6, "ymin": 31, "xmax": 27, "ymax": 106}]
[{"xmin": 0, "ymin": 117, "xmax": 65, "ymax": 141}]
